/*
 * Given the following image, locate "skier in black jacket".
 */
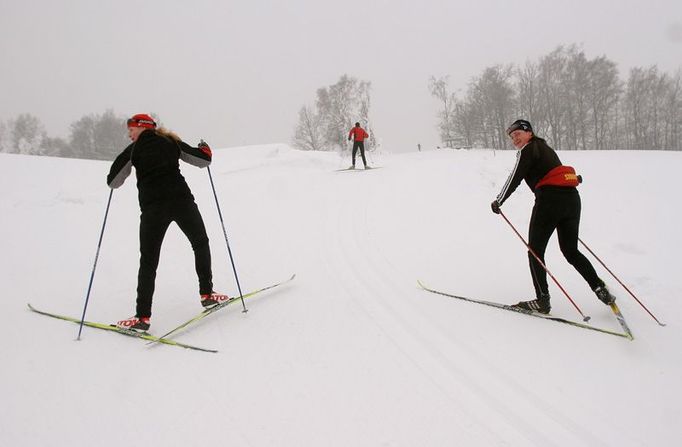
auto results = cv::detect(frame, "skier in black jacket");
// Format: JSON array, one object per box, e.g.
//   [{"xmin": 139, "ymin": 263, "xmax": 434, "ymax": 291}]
[
  {"xmin": 491, "ymin": 119, "xmax": 615, "ymax": 314},
  {"xmin": 107, "ymin": 114, "xmax": 228, "ymax": 331}
]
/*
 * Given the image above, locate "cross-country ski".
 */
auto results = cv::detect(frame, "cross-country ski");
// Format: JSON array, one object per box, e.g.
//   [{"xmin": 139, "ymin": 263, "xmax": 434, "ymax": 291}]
[
  {"xmin": 417, "ymin": 281, "xmax": 632, "ymax": 339},
  {"xmin": 150, "ymin": 274, "xmax": 296, "ymax": 342},
  {"xmin": 28, "ymin": 304, "xmax": 217, "ymax": 353}
]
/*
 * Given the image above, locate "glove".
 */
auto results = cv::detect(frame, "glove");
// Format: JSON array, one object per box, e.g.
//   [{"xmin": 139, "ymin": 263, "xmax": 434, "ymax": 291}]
[
  {"xmin": 348, "ymin": 137, "xmax": 351, "ymax": 141},
  {"xmin": 198, "ymin": 140, "xmax": 212, "ymax": 157},
  {"xmin": 491, "ymin": 200, "xmax": 501, "ymax": 214}
]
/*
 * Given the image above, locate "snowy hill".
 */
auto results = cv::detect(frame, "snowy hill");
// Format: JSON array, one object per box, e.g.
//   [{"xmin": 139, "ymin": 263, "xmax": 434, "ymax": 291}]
[{"xmin": 1, "ymin": 146, "xmax": 679, "ymax": 446}]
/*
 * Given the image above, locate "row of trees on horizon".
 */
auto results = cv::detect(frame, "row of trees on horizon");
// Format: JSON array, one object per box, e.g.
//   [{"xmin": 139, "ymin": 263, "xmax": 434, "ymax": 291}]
[
  {"xmin": 1, "ymin": 43, "xmax": 680, "ymax": 159},
  {"xmin": 0, "ymin": 110, "xmax": 131, "ymax": 160},
  {"xmin": 430, "ymin": 45, "xmax": 682, "ymax": 151}
]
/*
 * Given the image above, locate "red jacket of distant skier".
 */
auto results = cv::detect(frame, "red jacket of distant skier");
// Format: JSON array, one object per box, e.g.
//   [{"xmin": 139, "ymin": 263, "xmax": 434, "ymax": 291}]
[{"xmin": 349, "ymin": 127, "xmax": 369, "ymax": 142}]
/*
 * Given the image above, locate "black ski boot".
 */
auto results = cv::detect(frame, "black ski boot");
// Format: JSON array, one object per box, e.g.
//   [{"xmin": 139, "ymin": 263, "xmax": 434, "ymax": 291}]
[
  {"xmin": 512, "ymin": 294, "xmax": 551, "ymax": 314},
  {"xmin": 593, "ymin": 283, "xmax": 616, "ymax": 305}
]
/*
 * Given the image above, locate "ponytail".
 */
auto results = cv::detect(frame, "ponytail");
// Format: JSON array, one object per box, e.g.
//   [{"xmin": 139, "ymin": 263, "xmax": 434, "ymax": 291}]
[{"xmin": 155, "ymin": 127, "xmax": 182, "ymax": 143}]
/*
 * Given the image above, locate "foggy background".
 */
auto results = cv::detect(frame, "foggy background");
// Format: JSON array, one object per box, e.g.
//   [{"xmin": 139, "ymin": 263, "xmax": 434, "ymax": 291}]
[{"xmin": 1, "ymin": 0, "xmax": 681, "ymax": 153}]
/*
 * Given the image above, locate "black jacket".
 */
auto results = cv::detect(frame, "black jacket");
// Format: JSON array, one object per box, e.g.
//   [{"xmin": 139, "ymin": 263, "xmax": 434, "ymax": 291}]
[
  {"xmin": 496, "ymin": 136, "xmax": 562, "ymax": 205},
  {"xmin": 107, "ymin": 129, "xmax": 211, "ymax": 207}
]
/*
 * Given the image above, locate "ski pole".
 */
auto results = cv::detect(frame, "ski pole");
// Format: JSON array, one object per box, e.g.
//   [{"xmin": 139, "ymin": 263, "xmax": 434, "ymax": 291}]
[
  {"xmin": 206, "ymin": 164, "xmax": 247, "ymax": 313},
  {"xmin": 498, "ymin": 209, "xmax": 591, "ymax": 322},
  {"xmin": 578, "ymin": 237, "xmax": 665, "ymax": 326},
  {"xmin": 77, "ymin": 188, "xmax": 114, "ymax": 340}
]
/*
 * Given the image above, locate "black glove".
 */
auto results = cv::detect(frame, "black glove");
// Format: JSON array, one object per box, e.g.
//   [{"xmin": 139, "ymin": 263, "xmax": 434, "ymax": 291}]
[
  {"xmin": 348, "ymin": 137, "xmax": 351, "ymax": 141},
  {"xmin": 491, "ymin": 200, "xmax": 501, "ymax": 214},
  {"xmin": 198, "ymin": 140, "xmax": 212, "ymax": 157}
]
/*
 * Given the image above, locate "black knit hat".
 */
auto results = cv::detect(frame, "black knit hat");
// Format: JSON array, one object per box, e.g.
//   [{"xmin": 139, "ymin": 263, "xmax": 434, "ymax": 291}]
[{"xmin": 507, "ymin": 119, "xmax": 532, "ymax": 135}]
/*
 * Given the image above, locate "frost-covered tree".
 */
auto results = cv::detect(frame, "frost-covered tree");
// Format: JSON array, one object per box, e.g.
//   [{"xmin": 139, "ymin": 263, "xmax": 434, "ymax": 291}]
[
  {"xmin": 11, "ymin": 113, "xmax": 45, "ymax": 154},
  {"xmin": 40, "ymin": 136, "xmax": 71, "ymax": 157},
  {"xmin": 292, "ymin": 105, "xmax": 324, "ymax": 151},
  {"xmin": 69, "ymin": 109, "xmax": 129, "ymax": 160},
  {"xmin": 318, "ymin": 75, "xmax": 371, "ymax": 150},
  {"xmin": 293, "ymin": 75, "xmax": 373, "ymax": 152}
]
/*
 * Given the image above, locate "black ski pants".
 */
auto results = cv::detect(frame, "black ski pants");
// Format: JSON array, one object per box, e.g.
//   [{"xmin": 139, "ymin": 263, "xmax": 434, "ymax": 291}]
[
  {"xmin": 527, "ymin": 188, "xmax": 601, "ymax": 299},
  {"xmin": 136, "ymin": 199, "xmax": 212, "ymax": 317},
  {"xmin": 352, "ymin": 141, "xmax": 367, "ymax": 167}
]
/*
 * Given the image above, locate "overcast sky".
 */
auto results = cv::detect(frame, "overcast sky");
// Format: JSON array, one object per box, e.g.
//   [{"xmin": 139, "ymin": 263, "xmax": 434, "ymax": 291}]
[{"xmin": 1, "ymin": 0, "xmax": 681, "ymax": 153}]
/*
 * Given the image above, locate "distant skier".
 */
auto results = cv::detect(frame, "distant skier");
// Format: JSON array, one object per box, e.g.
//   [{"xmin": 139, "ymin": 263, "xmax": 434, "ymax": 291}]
[
  {"xmin": 491, "ymin": 119, "xmax": 615, "ymax": 314},
  {"xmin": 348, "ymin": 122, "xmax": 370, "ymax": 169},
  {"xmin": 106, "ymin": 114, "xmax": 229, "ymax": 331}
]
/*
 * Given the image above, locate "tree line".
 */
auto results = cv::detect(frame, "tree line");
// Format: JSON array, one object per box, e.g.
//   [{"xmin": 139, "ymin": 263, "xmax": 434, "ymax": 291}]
[
  {"xmin": 430, "ymin": 45, "xmax": 682, "ymax": 150},
  {"xmin": 2, "ymin": 45, "xmax": 679, "ymax": 159},
  {"xmin": 0, "ymin": 109, "xmax": 133, "ymax": 160}
]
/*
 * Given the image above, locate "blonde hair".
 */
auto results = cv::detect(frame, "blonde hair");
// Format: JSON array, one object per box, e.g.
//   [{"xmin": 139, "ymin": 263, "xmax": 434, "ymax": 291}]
[{"xmin": 155, "ymin": 127, "xmax": 182, "ymax": 143}]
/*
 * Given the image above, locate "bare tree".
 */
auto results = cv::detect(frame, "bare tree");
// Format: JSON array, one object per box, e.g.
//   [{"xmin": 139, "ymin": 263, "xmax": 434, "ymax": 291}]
[
  {"xmin": 563, "ymin": 47, "xmax": 591, "ymax": 150},
  {"xmin": 516, "ymin": 61, "xmax": 544, "ymax": 133},
  {"xmin": 452, "ymin": 99, "xmax": 478, "ymax": 147},
  {"xmin": 662, "ymin": 70, "xmax": 682, "ymax": 150},
  {"xmin": 432, "ymin": 44, "xmax": 679, "ymax": 151},
  {"xmin": 537, "ymin": 47, "xmax": 569, "ymax": 148},
  {"xmin": 586, "ymin": 56, "xmax": 622, "ymax": 150},
  {"xmin": 0, "ymin": 120, "xmax": 7, "ymax": 153},
  {"xmin": 622, "ymin": 66, "xmax": 662, "ymax": 149},
  {"xmin": 428, "ymin": 75, "xmax": 457, "ymax": 146},
  {"xmin": 468, "ymin": 65, "xmax": 516, "ymax": 149}
]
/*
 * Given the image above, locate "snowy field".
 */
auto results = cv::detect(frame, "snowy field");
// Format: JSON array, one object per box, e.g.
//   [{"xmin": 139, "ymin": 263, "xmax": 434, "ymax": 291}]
[{"xmin": 1, "ymin": 145, "xmax": 679, "ymax": 446}]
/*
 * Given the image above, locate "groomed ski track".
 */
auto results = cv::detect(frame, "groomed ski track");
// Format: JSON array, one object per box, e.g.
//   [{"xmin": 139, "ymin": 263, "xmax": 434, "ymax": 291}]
[{"xmin": 3, "ymin": 146, "xmax": 678, "ymax": 446}]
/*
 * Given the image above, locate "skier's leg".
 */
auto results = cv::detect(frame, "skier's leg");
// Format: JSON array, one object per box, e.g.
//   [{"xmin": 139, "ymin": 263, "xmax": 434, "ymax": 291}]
[
  {"xmin": 527, "ymin": 200, "xmax": 556, "ymax": 298},
  {"xmin": 359, "ymin": 141, "xmax": 367, "ymax": 167},
  {"xmin": 557, "ymin": 192, "xmax": 601, "ymax": 289},
  {"xmin": 137, "ymin": 203, "xmax": 171, "ymax": 317},
  {"xmin": 173, "ymin": 199, "xmax": 213, "ymax": 295}
]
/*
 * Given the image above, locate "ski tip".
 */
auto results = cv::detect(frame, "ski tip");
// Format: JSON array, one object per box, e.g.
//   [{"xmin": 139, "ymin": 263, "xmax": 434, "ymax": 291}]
[{"xmin": 416, "ymin": 280, "xmax": 431, "ymax": 291}]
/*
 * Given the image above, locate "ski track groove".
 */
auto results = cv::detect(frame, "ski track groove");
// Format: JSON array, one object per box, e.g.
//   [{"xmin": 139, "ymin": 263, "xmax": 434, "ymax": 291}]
[
  {"xmin": 325, "ymin": 174, "xmax": 518, "ymax": 445},
  {"xmin": 331, "ymin": 165, "xmax": 609, "ymax": 446}
]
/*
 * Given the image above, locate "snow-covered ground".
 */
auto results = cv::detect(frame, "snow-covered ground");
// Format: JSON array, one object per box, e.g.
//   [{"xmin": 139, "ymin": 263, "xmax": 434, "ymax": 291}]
[{"xmin": 1, "ymin": 145, "xmax": 679, "ymax": 446}]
